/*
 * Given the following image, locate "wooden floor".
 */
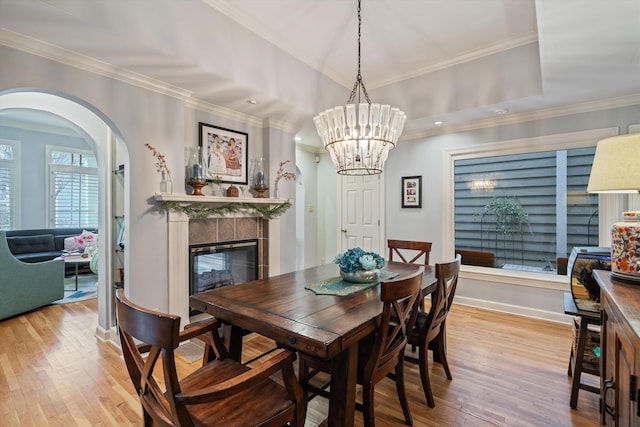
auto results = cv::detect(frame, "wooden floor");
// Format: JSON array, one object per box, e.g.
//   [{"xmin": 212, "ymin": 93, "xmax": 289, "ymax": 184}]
[{"xmin": 0, "ymin": 299, "xmax": 599, "ymax": 426}]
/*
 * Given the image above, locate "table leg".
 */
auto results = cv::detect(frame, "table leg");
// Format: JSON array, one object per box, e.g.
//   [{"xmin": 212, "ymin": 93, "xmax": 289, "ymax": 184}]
[
  {"xmin": 328, "ymin": 342, "xmax": 358, "ymax": 427},
  {"xmin": 570, "ymin": 316, "xmax": 589, "ymax": 409},
  {"xmin": 74, "ymin": 263, "xmax": 79, "ymax": 291},
  {"xmin": 227, "ymin": 324, "xmax": 244, "ymax": 362}
]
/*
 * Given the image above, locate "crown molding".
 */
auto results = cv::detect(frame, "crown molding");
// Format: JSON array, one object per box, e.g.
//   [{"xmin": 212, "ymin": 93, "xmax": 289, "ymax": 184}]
[
  {"xmin": 262, "ymin": 118, "xmax": 296, "ymax": 134},
  {"xmin": 0, "ymin": 28, "xmax": 289, "ymax": 131},
  {"xmin": 370, "ymin": 33, "xmax": 539, "ymax": 89},
  {"xmin": 183, "ymin": 98, "xmax": 263, "ymax": 128},
  {"xmin": 0, "ymin": 28, "xmax": 193, "ymax": 100},
  {"xmin": 401, "ymin": 93, "xmax": 640, "ymax": 142}
]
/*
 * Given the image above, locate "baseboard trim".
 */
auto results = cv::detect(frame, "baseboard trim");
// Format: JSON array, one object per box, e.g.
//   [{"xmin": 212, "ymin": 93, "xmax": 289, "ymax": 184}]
[
  {"xmin": 454, "ymin": 296, "xmax": 573, "ymax": 325},
  {"xmin": 95, "ymin": 325, "xmax": 119, "ymax": 344}
]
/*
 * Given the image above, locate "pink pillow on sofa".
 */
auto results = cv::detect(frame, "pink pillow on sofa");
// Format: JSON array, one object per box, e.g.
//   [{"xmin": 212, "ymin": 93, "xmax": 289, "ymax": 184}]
[
  {"xmin": 81, "ymin": 230, "xmax": 98, "ymax": 248},
  {"xmin": 64, "ymin": 235, "xmax": 85, "ymax": 252}
]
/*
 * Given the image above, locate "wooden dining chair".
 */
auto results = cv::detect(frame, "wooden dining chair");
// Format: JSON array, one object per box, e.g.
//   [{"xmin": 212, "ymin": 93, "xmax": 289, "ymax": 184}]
[
  {"xmin": 388, "ymin": 239, "xmax": 432, "ymax": 266},
  {"xmin": 405, "ymin": 255, "xmax": 461, "ymax": 407},
  {"xmin": 454, "ymin": 249, "xmax": 496, "ymax": 267},
  {"xmin": 115, "ymin": 289, "xmax": 306, "ymax": 427},
  {"xmin": 298, "ymin": 268, "xmax": 424, "ymax": 427}
]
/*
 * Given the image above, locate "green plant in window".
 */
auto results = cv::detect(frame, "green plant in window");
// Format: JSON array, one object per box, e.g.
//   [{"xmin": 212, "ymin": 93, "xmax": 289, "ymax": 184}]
[{"xmin": 478, "ymin": 196, "xmax": 531, "ymax": 235}]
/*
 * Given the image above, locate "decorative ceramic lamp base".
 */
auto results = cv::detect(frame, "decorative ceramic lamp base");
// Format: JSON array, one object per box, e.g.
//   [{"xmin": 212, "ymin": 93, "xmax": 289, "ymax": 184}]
[
  {"xmin": 188, "ymin": 181, "xmax": 208, "ymax": 196},
  {"xmin": 611, "ymin": 211, "xmax": 640, "ymax": 283},
  {"xmin": 340, "ymin": 268, "xmax": 380, "ymax": 283}
]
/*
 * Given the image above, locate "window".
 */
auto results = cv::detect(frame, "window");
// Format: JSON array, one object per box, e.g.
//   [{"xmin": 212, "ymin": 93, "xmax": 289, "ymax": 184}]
[
  {"xmin": 0, "ymin": 140, "xmax": 18, "ymax": 230},
  {"xmin": 49, "ymin": 147, "xmax": 98, "ymax": 228},
  {"xmin": 445, "ymin": 127, "xmax": 618, "ymax": 277},
  {"xmin": 454, "ymin": 148, "xmax": 598, "ymax": 273}
]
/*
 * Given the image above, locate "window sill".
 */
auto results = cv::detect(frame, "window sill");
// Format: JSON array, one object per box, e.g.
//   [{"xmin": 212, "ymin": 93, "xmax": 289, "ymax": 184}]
[{"xmin": 460, "ymin": 265, "xmax": 568, "ymax": 291}]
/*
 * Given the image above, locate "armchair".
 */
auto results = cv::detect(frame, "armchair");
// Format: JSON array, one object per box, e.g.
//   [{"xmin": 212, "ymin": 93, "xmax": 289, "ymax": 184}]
[{"xmin": 0, "ymin": 231, "xmax": 64, "ymax": 321}]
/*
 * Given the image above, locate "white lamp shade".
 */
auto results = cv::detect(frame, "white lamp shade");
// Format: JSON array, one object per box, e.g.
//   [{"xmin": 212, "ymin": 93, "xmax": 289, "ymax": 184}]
[{"xmin": 587, "ymin": 134, "xmax": 640, "ymax": 193}]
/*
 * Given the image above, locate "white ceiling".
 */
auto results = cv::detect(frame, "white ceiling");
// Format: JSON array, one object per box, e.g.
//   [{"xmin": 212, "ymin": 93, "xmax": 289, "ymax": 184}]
[{"xmin": 1, "ymin": 0, "xmax": 640, "ymax": 147}]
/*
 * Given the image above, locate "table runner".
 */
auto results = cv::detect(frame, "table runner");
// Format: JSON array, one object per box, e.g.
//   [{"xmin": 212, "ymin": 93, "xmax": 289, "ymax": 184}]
[{"xmin": 304, "ymin": 270, "xmax": 400, "ymax": 296}]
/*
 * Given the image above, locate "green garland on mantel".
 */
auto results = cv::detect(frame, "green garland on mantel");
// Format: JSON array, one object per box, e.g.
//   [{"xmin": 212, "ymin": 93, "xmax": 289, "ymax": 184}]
[{"xmin": 160, "ymin": 200, "xmax": 292, "ymax": 220}]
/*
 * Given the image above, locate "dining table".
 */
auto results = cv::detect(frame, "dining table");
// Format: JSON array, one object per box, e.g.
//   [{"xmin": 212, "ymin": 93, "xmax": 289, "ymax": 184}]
[{"xmin": 189, "ymin": 261, "xmax": 436, "ymax": 427}]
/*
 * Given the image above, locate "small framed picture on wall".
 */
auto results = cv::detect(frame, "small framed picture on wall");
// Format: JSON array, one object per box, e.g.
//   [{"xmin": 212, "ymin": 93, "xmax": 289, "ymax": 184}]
[{"xmin": 401, "ymin": 176, "xmax": 422, "ymax": 208}]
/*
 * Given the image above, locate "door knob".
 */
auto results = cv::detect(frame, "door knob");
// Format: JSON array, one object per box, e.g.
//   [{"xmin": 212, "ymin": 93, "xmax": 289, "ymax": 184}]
[{"xmin": 341, "ymin": 229, "xmax": 348, "ymax": 233}]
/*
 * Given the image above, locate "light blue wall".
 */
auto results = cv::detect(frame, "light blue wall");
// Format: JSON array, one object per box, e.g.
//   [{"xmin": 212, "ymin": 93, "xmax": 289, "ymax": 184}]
[{"xmin": 0, "ymin": 124, "xmax": 90, "ymax": 229}]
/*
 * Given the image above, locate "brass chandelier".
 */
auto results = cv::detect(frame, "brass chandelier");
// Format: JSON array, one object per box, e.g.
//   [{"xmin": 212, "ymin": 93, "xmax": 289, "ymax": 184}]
[{"xmin": 313, "ymin": 0, "xmax": 406, "ymax": 175}]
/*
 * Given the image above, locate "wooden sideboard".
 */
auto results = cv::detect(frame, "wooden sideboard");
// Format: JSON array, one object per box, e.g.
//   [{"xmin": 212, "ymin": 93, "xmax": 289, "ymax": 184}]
[{"xmin": 595, "ymin": 269, "xmax": 640, "ymax": 426}]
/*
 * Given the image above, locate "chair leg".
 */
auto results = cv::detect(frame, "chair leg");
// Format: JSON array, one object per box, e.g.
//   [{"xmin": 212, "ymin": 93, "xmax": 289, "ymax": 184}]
[
  {"xmin": 434, "ymin": 333, "xmax": 452, "ymax": 381},
  {"xmin": 143, "ymin": 410, "xmax": 153, "ymax": 427},
  {"xmin": 394, "ymin": 355, "xmax": 413, "ymax": 426},
  {"xmin": 419, "ymin": 340, "xmax": 435, "ymax": 408},
  {"xmin": 570, "ymin": 317, "xmax": 589, "ymax": 409},
  {"xmin": 567, "ymin": 345, "xmax": 574, "ymax": 377},
  {"xmin": 362, "ymin": 383, "xmax": 376, "ymax": 427}
]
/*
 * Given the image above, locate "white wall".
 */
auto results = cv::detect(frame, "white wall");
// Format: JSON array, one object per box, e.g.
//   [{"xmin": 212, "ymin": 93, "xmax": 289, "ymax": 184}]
[
  {"xmin": 295, "ymin": 148, "xmax": 318, "ymax": 268},
  {"xmin": 265, "ymin": 126, "xmax": 297, "ymax": 274},
  {"xmin": 316, "ymin": 151, "xmax": 338, "ymax": 265}
]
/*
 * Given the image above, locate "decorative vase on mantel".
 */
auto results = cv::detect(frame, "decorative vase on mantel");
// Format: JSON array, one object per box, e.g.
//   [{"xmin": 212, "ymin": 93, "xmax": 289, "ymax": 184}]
[
  {"xmin": 273, "ymin": 183, "xmax": 280, "ymax": 199},
  {"xmin": 160, "ymin": 170, "xmax": 173, "ymax": 194},
  {"xmin": 340, "ymin": 268, "xmax": 381, "ymax": 283},
  {"xmin": 251, "ymin": 157, "xmax": 269, "ymax": 198},
  {"xmin": 186, "ymin": 146, "xmax": 207, "ymax": 196}
]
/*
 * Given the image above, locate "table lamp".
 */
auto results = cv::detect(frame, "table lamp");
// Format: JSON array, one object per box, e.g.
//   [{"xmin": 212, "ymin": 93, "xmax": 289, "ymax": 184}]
[{"xmin": 587, "ymin": 133, "xmax": 640, "ymax": 282}]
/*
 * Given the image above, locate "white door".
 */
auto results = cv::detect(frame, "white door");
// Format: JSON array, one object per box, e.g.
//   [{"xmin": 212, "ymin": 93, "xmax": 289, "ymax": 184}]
[{"xmin": 339, "ymin": 174, "xmax": 384, "ymax": 254}]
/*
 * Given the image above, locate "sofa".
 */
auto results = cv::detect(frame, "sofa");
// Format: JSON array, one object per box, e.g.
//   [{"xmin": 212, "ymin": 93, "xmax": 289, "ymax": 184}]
[
  {"xmin": 5, "ymin": 227, "xmax": 98, "ymax": 274},
  {"xmin": 0, "ymin": 231, "xmax": 64, "ymax": 321}
]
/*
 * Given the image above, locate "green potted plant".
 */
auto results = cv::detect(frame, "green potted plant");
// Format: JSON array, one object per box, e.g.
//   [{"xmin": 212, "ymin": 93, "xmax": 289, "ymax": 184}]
[{"xmin": 479, "ymin": 196, "xmax": 530, "ymax": 235}]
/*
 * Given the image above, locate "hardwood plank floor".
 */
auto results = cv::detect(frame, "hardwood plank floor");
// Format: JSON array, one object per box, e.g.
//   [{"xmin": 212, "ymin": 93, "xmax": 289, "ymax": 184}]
[{"xmin": 0, "ymin": 299, "xmax": 599, "ymax": 426}]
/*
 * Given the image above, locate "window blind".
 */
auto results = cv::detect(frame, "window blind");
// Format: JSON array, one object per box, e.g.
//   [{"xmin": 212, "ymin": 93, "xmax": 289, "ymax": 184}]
[{"xmin": 53, "ymin": 170, "xmax": 98, "ymax": 228}]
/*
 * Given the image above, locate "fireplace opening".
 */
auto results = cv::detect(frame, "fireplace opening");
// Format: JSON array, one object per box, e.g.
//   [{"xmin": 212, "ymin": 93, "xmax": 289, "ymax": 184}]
[{"xmin": 189, "ymin": 239, "xmax": 258, "ymax": 295}]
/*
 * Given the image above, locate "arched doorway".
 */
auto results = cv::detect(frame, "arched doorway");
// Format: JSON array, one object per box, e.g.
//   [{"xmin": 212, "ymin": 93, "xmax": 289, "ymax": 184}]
[{"xmin": 0, "ymin": 90, "xmax": 127, "ymax": 341}]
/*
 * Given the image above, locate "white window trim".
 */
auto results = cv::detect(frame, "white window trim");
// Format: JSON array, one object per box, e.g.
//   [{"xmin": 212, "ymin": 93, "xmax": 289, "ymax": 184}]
[
  {"xmin": 46, "ymin": 144, "xmax": 97, "ymax": 228},
  {"xmin": 0, "ymin": 138, "xmax": 21, "ymax": 230},
  {"xmin": 443, "ymin": 126, "xmax": 619, "ymax": 289}
]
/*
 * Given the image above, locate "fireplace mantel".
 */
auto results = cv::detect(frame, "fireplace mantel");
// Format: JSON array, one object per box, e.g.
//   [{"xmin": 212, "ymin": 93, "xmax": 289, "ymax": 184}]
[
  {"xmin": 154, "ymin": 193, "xmax": 286, "ymax": 206},
  {"xmin": 157, "ymin": 192, "xmax": 283, "ymax": 328}
]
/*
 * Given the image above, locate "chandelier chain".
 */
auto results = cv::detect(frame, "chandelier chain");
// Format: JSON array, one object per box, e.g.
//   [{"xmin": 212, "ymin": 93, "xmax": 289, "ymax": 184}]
[{"xmin": 347, "ymin": 0, "xmax": 371, "ymax": 105}]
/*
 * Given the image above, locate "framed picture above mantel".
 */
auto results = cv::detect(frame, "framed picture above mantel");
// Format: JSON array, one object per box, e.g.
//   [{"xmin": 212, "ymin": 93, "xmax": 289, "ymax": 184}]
[
  {"xmin": 198, "ymin": 122, "xmax": 248, "ymax": 185},
  {"xmin": 401, "ymin": 176, "xmax": 422, "ymax": 208}
]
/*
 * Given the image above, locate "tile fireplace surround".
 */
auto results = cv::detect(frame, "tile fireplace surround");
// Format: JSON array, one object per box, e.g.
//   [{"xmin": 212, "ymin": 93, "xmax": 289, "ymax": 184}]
[{"xmin": 156, "ymin": 194, "xmax": 283, "ymax": 326}]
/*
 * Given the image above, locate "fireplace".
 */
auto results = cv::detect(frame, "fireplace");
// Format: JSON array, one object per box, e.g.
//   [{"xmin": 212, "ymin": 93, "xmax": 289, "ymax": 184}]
[
  {"xmin": 159, "ymin": 193, "xmax": 282, "ymax": 328},
  {"xmin": 189, "ymin": 239, "xmax": 258, "ymax": 295}
]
